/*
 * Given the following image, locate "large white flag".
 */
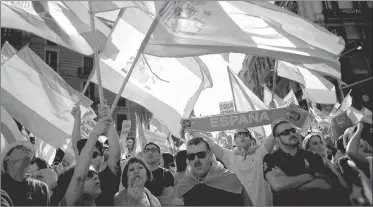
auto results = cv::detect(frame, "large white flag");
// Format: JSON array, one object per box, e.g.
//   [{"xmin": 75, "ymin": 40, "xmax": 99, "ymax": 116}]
[
  {"xmin": 1, "ymin": 41, "xmax": 17, "ymax": 65},
  {"xmin": 90, "ymin": 10, "xmax": 212, "ymax": 136},
  {"xmin": 90, "ymin": 1, "xmax": 343, "ymax": 67},
  {"xmin": 1, "ymin": 45, "xmax": 92, "ymax": 148},
  {"xmin": 277, "ymin": 61, "xmax": 337, "ymax": 104},
  {"xmin": 1, "ymin": 1, "xmax": 110, "ymax": 56},
  {"xmin": 35, "ymin": 137, "xmax": 57, "ymax": 165},
  {"xmin": 1, "ymin": 107, "xmax": 27, "ymax": 149},
  {"xmin": 263, "ymin": 85, "xmax": 286, "ymax": 108}
]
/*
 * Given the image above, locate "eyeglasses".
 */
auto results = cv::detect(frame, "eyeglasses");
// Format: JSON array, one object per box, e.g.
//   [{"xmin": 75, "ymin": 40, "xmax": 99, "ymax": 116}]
[
  {"xmin": 92, "ymin": 151, "xmax": 103, "ymax": 159},
  {"xmin": 144, "ymin": 148, "xmax": 159, "ymax": 153},
  {"xmin": 187, "ymin": 151, "xmax": 207, "ymax": 161},
  {"xmin": 86, "ymin": 170, "xmax": 99, "ymax": 180},
  {"xmin": 277, "ymin": 128, "xmax": 297, "ymax": 137},
  {"xmin": 236, "ymin": 132, "xmax": 251, "ymax": 138}
]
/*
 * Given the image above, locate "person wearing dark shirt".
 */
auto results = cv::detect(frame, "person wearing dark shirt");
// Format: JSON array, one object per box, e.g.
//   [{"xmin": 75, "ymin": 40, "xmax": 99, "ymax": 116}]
[
  {"xmin": 1, "ymin": 141, "xmax": 49, "ymax": 206},
  {"xmin": 263, "ymin": 120, "xmax": 337, "ymax": 206},
  {"xmin": 175, "ymin": 137, "xmax": 252, "ymax": 206},
  {"xmin": 69, "ymin": 103, "xmax": 121, "ymax": 206},
  {"xmin": 143, "ymin": 142, "xmax": 175, "ymax": 205}
]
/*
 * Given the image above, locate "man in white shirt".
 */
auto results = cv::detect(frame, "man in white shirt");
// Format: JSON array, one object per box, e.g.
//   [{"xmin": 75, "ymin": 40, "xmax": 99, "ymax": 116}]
[{"xmin": 202, "ymin": 129, "xmax": 276, "ymax": 206}]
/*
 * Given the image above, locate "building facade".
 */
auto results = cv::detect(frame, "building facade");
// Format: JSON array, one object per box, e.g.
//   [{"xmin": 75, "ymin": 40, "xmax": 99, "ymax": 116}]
[
  {"xmin": 238, "ymin": 1, "xmax": 372, "ymax": 112},
  {"xmin": 1, "ymin": 28, "xmax": 152, "ymax": 137}
]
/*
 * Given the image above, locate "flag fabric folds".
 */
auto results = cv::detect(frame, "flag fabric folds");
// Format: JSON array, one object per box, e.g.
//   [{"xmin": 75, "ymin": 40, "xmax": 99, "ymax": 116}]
[
  {"xmin": 1, "ymin": 41, "xmax": 17, "ymax": 65},
  {"xmin": 90, "ymin": 10, "xmax": 212, "ymax": 136},
  {"xmin": 35, "ymin": 137, "xmax": 57, "ymax": 165},
  {"xmin": 1, "ymin": 106, "xmax": 27, "ymax": 146},
  {"xmin": 263, "ymin": 85, "xmax": 286, "ymax": 108},
  {"xmin": 1, "ymin": 1, "xmax": 110, "ymax": 56},
  {"xmin": 277, "ymin": 61, "xmax": 337, "ymax": 104},
  {"xmin": 134, "ymin": 113, "xmax": 148, "ymax": 155},
  {"xmin": 1, "ymin": 45, "xmax": 92, "ymax": 148}
]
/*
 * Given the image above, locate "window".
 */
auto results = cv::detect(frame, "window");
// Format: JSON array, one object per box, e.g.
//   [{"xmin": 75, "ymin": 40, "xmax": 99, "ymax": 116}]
[
  {"xmin": 118, "ymin": 97, "xmax": 127, "ymax": 107},
  {"xmin": 2, "ymin": 28, "xmax": 12, "ymax": 37},
  {"xmin": 116, "ymin": 114, "xmax": 128, "ymax": 132},
  {"xmin": 83, "ymin": 56, "xmax": 94, "ymax": 69},
  {"xmin": 350, "ymin": 55, "xmax": 369, "ymax": 75},
  {"xmin": 338, "ymin": 1, "xmax": 353, "ymax": 9},
  {"xmin": 345, "ymin": 25, "xmax": 360, "ymax": 40},
  {"xmin": 44, "ymin": 49, "xmax": 59, "ymax": 71},
  {"xmin": 323, "ymin": 1, "xmax": 332, "ymax": 9},
  {"xmin": 368, "ymin": 1, "xmax": 373, "ymax": 8},
  {"xmin": 46, "ymin": 40, "xmax": 57, "ymax": 46},
  {"xmin": 82, "ymin": 81, "xmax": 97, "ymax": 100}
]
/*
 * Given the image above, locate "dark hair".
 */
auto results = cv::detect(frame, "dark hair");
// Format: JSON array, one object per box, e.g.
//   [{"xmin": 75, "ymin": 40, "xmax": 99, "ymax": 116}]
[
  {"xmin": 121, "ymin": 157, "xmax": 152, "ymax": 188},
  {"xmin": 272, "ymin": 120, "xmax": 290, "ymax": 137},
  {"xmin": 143, "ymin": 142, "xmax": 160, "ymax": 153},
  {"xmin": 50, "ymin": 166, "xmax": 75, "ymax": 205},
  {"xmin": 302, "ymin": 133, "xmax": 323, "ymax": 150},
  {"xmin": 336, "ymin": 136, "xmax": 346, "ymax": 154},
  {"xmin": 187, "ymin": 137, "xmax": 211, "ymax": 151},
  {"xmin": 234, "ymin": 130, "xmax": 253, "ymax": 139},
  {"xmin": 175, "ymin": 150, "xmax": 187, "ymax": 172},
  {"xmin": 33, "ymin": 157, "xmax": 48, "ymax": 170},
  {"xmin": 77, "ymin": 139, "xmax": 103, "ymax": 155},
  {"xmin": 162, "ymin": 153, "xmax": 174, "ymax": 169}
]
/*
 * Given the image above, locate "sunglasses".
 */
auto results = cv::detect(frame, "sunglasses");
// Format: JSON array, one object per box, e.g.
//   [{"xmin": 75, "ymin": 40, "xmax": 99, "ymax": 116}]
[
  {"xmin": 86, "ymin": 170, "xmax": 99, "ymax": 180},
  {"xmin": 187, "ymin": 151, "xmax": 208, "ymax": 161},
  {"xmin": 277, "ymin": 128, "xmax": 297, "ymax": 137},
  {"xmin": 92, "ymin": 151, "xmax": 103, "ymax": 159}
]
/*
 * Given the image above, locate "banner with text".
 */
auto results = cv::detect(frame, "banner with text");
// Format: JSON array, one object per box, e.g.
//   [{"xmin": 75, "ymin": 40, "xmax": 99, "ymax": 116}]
[
  {"xmin": 182, "ymin": 107, "xmax": 310, "ymax": 132},
  {"xmin": 120, "ymin": 120, "xmax": 132, "ymax": 140},
  {"xmin": 219, "ymin": 101, "xmax": 235, "ymax": 114},
  {"xmin": 80, "ymin": 118, "xmax": 96, "ymax": 139}
]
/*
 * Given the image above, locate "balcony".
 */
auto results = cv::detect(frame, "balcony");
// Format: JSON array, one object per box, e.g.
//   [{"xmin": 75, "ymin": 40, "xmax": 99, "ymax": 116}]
[
  {"xmin": 323, "ymin": 8, "xmax": 366, "ymax": 22},
  {"xmin": 77, "ymin": 67, "xmax": 92, "ymax": 78}
]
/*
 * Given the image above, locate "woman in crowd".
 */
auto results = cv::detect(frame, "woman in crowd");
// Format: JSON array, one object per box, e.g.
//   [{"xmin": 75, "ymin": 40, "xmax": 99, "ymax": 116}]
[
  {"xmin": 302, "ymin": 132, "xmax": 351, "ymax": 205},
  {"xmin": 114, "ymin": 156, "xmax": 160, "ymax": 206},
  {"xmin": 161, "ymin": 152, "xmax": 176, "ymax": 174}
]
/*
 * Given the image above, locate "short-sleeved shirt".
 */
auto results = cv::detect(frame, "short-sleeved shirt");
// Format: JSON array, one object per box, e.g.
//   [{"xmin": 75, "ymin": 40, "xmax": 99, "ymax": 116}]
[
  {"xmin": 96, "ymin": 166, "xmax": 121, "ymax": 206},
  {"xmin": 222, "ymin": 144, "xmax": 272, "ymax": 206},
  {"xmin": 263, "ymin": 148, "xmax": 333, "ymax": 206},
  {"xmin": 145, "ymin": 167, "xmax": 174, "ymax": 197}
]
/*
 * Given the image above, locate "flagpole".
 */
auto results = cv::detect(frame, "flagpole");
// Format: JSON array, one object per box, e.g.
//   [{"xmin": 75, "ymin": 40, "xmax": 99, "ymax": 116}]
[
  {"xmin": 227, "ymin": 67, "xmax": 238, "ymax": 112},
  {"xmin": 88, "ymin": 2, "xmax": 105, "ymax": 107},
  {"xmin": 270, "ymin": 60, "xmax": 278, "ymax": 108},
  {"xmin": 109, "ymin": 5, "xmax": 165, "ymax": 117}
]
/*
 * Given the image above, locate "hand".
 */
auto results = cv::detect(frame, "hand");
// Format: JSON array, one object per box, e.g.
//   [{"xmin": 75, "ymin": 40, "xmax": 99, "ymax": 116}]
[
  {"xmin": 127, "ymin": 176, "xmax": 141, "ymax": 205},
  {"xmin": 272, "ymin": 167, "xmax": 286, "ymax": 176},
  {"xmin": 92, "ymin": 115, "xmax": 112, "ymax": 136},
  {"xmin": 71, "ymin": 104, "xmax": 81, "ymax": 119},
  {"xmin": 97, "ymin": 100, "xmax": 109, "ymax": 118}
]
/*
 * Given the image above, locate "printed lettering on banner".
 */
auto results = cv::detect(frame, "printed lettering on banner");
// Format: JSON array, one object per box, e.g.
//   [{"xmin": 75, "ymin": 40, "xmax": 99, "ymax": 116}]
[
  {"xmin": 219, "ymin": 101, "xmax": 235, "ymax": 114},
  {"xmin": 120, "ymin": 120, "xmax": 132, "ymax": 140},
  {"xmin": 81, "ymin": 107, "xmax": 97, "ymax": 121},
  {"xmin": 80, "ymin": 118, "xmax": 97, "ymax": 139}
]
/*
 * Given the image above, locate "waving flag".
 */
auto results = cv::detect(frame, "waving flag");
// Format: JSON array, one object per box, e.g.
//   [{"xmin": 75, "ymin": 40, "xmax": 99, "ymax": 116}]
[
  {"xmin": 1, "ymin": 107, "xmax": 27, "ymax": 146},
  {"xmin": 90, "ymin": 9, "xmax": 212, "ymax": 136},
  {"xmin": 1, "ymin": 1, "xmax": 110, "ymax": 55},
  {"xmin": 1, "ymin": 41, "xmax": 17, "ymax": 65},
  {"xmin": 89, "ymin": 1, "xmax": 343, "ymax": 67},
  {"xmin": 35, "ymin": 137, "xmax": 57, "ymax": 165},
  {"xmin": 1, "ymin": 45, "xmax": 92, "ymax": 148},
  {"xmin": 263, "ymin": 85, "xmax": 286, "ymax": 108},
  {"xmin": 134, "ymin": 113, "xmax": 148, "ymax": 155}
]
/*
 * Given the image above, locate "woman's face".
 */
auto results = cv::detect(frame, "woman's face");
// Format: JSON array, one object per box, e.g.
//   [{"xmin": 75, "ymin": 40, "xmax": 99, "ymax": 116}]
[
  {"xmin": 308, "ymin": 136, "xmax": 327, "ymax": 157},
  {"xmin": 83, "ymin": 166, "xmax": 101, "ymax": 197},
  {"xmin": 127, "ymin": 162, "xmax": 148, "ymax": 187}
]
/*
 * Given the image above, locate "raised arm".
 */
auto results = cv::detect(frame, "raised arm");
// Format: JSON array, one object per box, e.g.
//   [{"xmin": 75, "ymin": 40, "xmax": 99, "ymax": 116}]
[
  {"xmin": 64, "ymin": 115, "xmax": 112, "ymax": 206},
  {"xmin": 71, "ymin": 104, "xmax": 82, "ymax": 159}
]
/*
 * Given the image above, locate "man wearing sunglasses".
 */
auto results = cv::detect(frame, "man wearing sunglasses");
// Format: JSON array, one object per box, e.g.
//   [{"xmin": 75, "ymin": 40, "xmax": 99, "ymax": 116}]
[
  {"xmin": 263, "ymin": 119, "xmax": 335, "ymax": 206},
  {"xmin": 194, "ymin": 129, "xmax": 275, "ymax": 206},
  {"xmin": 1, "ymin": 141, "xmax": 49, "ymax": 206},
  {"xmin": 143, "ymin": 142, "xmax": 175, "ymax": 206},
  {"xmin": 71, "ymin": 102, "xmax": 121, "ymax": 206},
  {"xmin": 175, "ymin": 137, "xmax": 253, "ymax": 206}
]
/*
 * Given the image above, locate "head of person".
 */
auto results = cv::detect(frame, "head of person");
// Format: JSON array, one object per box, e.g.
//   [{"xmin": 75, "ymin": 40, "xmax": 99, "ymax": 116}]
[
  {"xmin": 121, "ymin": 156, "xmax": 152, "ymax": 188},
  {"xmin": 186, "ymin": 137, "xmax": 212, "ymax": 178},
  {"xmin": 161, "ymin": 152, "xmax": 175, "ymax": 172},
  {"xmin": 103, "ymin": 139, "xmax": 109, "ymax": 161},
  {"xmin": 52, "ymin": 165, "xmax": 101, "ymax": 205},
  {"xmin": 77, "ymin": 139, "xmax": 104, "ymax": 168},
  {"xmin": 272, "ymin": 120, "xmax": 300, "ymax": 150},
  {"xmin": 33, "ymin": 168, "xmax": 58, "ymax": 192},
  {"xmin": 302, "ymin": 132, "xmax": 327, "ymax": 157},
  {"xmin": 175, "ymin": 150, "xmax": 187, "ymax": 172},
  {"xmin": 126, "ymin": 137, "xmax": 135, "ymax": 152},
  {"xmin": 326, "ymin": 144, "xmax": 337, "ymax": 161},
  {"xmin": 26, "ymin": 157, "xmax": 48, "ymax": 174},
  {"xmin": 1, "ymin": 141, "xmax": 34, "ymax": 176},
  {"xmin": 143, "ymin": 142, "xmax": 161, "ymax": 165},
  {"xmin": 233, "ymin": 129, "xmax": 253, "ymax": 150}
]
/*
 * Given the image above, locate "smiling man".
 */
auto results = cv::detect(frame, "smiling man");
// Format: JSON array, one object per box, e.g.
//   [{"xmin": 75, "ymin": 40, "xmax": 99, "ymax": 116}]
[{"xmin": 175, "ymin": 137, "xmax": 252, "ymax": 206}]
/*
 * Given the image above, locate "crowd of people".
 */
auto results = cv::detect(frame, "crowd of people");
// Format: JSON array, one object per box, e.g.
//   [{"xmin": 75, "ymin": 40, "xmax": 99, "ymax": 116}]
[{"xmin": 1, "ymin": 102, "xmax": 372, "ymax": 206}]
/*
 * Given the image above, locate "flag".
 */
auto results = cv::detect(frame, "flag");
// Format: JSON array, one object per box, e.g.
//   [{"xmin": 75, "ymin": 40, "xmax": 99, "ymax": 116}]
[
  {"xmin": 346, "ymin": 107, "xmax": 364, "ymax": 124},
  {"xmin": 263, "ymin": 85, "xmax": 286, "ymax": 108},
  {"xmin": 336, "ymin": 90, "xmax": 353, "ymax": 114},
  {"xmin": 228, "ymin": 68, "xmax": 271, "ymax": 136},
  {"xmin": 1, "ymin": 1, "xmax": 110, "ymax": 56},
  {"xmin": 1, "ymin": 41, "xmax": 17, "ymax": 65},
  {"xmin": 35, "ymin": 137, "xmax": 57, "ymax": 165},
  {"xmin": 283, "ymin": 90, "xmax": 299, "ymax": 106},
  {"xmin": 1, "ymin": 45, "xmax": 91, "ymax": 148},
  {"xmin": 90, "ymin": 9, "xmax": 212, "ymax": 136},
  {"xmin": 90, "ymin": 1, "xmax": 343, "ymax": 67},
  {"xmin": 1, "ymin": 106, "xmax": 27, "ymax": 145},
  {"xmin": 277, "ymin": 61, "xmax": 337, "ymax": 104},
  {"xmin": 134, "ymin": 113, "xmax": 148, "ymax": 155}
]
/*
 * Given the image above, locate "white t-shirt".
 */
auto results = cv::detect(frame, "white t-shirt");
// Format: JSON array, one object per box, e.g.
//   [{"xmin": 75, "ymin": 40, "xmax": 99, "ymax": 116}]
[{"xmin": 222, "ymin": 144, "xmax": 272, "ymax": 206}]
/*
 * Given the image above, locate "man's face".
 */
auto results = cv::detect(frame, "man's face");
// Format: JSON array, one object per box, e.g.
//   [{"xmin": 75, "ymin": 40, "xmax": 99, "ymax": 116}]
[
  {"xmin": 234, "ymin": 131, "xmax": 252, "ymax": 149},
  {"xmin": 186, "ymin": 142, "xmax": 211, "ymax": 178},
  {"xmin": 275, "ymin": 122, "xmax": 300, "ymax": 148},
  {"xmin": 143, "ymin": 144, "xmax": 160, "ymax": 165}
]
